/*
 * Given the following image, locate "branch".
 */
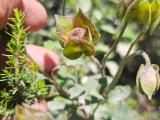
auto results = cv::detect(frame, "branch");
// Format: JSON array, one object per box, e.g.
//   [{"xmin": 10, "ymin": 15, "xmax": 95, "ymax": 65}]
[{"xmin": 102, "ymin": 28, "xmax": 146, "ymax": 97}]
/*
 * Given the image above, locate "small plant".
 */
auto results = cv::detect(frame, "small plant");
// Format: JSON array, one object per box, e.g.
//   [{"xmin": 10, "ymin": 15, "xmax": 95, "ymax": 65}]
[
  {"xmin": 55, "ymin": 0, "xmax": 160, "ymax": 99},
  {"xmin": 0, "ymin": 0, "xmax": 160, "ymax": 119},
  {"xmin": 0, "ymin": 9, "xmax": 47, "ymax": 116}
]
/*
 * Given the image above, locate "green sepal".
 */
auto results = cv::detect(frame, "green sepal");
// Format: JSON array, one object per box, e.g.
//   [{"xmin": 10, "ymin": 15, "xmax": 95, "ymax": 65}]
[
  {"xmin": 63, "ymin": 39, "xmax": 95, "ymax": 60},
  {"xmin": 136, "ymin": 64, "xmax": 145, "ymax": 94},
  {"xmin": 73, "ymin": 9, "xmax": 100, "ymax": 44},
  {"xmin": 136, "ymin": 0, "xmax": 151, "ymax": 25},
  {"xmin": 81, "ymin": 43, "xmax": 95, "ymax": 56},
  {"xmin": 83, "ymin": 27, "xmax": 92, "ymax": 43},
  {"xmin": 123, "ymin": 0, "xmax": 141, "ymax": 23},
  {"xmin": 63, "ymin": 40, "xmax": 83, "ymax": 59},
  {"xmin": 152, "ymin": 64, "xmax": 160, "ymax": 92},
  {"xmin": 55, "ymin": 15, "xmax": 73, "ymax": 47},
  {"xmin": 150, "ymin": 0, "xmax": 160, "ymax": 33},
  {"xmin": 55, "ymin": 15, "xmax": 73, "ymax": 33}
]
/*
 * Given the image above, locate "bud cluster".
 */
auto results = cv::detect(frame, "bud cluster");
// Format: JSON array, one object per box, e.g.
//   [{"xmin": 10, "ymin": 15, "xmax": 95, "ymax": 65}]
[{"xmin": 117, "ymin": 0, "xmax": 160, "ymax": 28}]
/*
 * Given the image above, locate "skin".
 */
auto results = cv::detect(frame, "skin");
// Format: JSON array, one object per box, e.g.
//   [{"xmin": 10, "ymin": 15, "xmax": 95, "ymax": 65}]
[
  {"xmin": 20, "ymin": 0, "xmax": 48, "ymax": 31},
  {"xmin": 0, "ymin": 0, "xmax": 59, "ymax": 73},
  {"xmin": 0, "ymin": 0, "xmax": 47, "ymax": 31},
  {"xmin": 25, "ymin": 44, "xmax": 60, "ymax": 74}
]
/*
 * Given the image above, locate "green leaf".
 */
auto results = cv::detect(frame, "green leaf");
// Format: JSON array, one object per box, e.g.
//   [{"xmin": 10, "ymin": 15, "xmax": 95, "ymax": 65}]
[
  {"xmin": 106, "ymin": 61, "xmax": 119, "ymax": 76},
  {"xmin": 108, "ymin": 85, "xmax": 131, "ymax": 105},
  {"xmin": 83, "ymin": 76, "xmax": 103, "ymax": 100},
  {"xmin": 136, "ymin": 64, "xmax": 145, "ymax": 94},
  {"xmin": 68, "ymin": 84, "xmax": 85, "ymax": 99},
  {"xmin": 99, "ymin": 77, "xmax": 108, "ymax": 94},
  {"xmin": 111, "ymin": 103, "xmax": 136, "ymax": 120},
  {"xmin": 73, "ymin": 9, "xmax": 100, "ymax": 44},
  {"xmin": 116, "ymin": 0, "xmax": 126, "ymax": 18}
]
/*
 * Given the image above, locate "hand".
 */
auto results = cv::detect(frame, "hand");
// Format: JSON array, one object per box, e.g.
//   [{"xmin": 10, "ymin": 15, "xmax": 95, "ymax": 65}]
[{"xmin": 0, "ymin": 0, "xmax": 47, "ymax": 31}]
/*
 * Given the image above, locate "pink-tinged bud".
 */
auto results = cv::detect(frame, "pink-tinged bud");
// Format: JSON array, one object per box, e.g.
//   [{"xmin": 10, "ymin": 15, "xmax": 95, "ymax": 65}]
[
  {"xmin": 136, "ymin": 64, "xmax": 160, "ymax": 100},
  {"xmin": 20, "ymin": 0, "xmax": 47, "ymax": 31},
  {"xmin": 55, "ymin": 9, "xmax": 100, "ymax": 59},
  {"xmin": 25, "ymin": 44, "xmax": 59, "ymax": 74},
  {"xmin": 68, "ymin": 27, "xmax": 86, "ymax": 40}
]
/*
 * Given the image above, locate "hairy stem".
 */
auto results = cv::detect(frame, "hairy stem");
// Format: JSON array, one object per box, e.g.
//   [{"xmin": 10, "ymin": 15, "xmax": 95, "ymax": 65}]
[
  {"xmin": 102, "ymin": 28, "xmax": 146, "ymax": 96},
  {"xmin": 46, "ymin": 75, "xmax": 70, "ymax": 99},
  {"xmin": 101, "ymin": 21, "xmax": 128, "ymax": 77}
]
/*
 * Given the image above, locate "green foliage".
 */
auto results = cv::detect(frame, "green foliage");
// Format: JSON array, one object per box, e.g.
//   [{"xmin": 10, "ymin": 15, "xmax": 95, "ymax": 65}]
[
  {"xmin": 0, "ymin": 9, "xmax": 47, "ymax": 116},
  {"xmin": 37, "ymin": 0, "xmax": 160, "ymax": 119},
  {"xmin": 0, "ymin": 0, "xmax": 159, "ymax": 119}
]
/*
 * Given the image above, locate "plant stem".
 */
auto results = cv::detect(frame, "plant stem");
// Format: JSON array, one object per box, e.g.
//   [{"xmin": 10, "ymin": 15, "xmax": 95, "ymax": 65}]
[
  {"xmin": 141, "ymin": 51, "xmax": 151, "ymax": 65},
  {"xmin": 102, "ymin": 28, "xmax": 146, "ymax": 97},
  {"xmin": 46, "ymin": 76, "xmax": 70, "ymax": 99},
  {"xmin": 126, "ymin": 50, "xmax": 151, "ymax": 65},
  {"xmin": 101, "ymin": 21, "xmax": 128, "ymax": 77},
  {"xmin": 90, "ymin": 56, "xmax": 102, "ymax": 72},
  {"xmin": 62, "ymin": 0, "xmax": 67, "ymax": 15}
]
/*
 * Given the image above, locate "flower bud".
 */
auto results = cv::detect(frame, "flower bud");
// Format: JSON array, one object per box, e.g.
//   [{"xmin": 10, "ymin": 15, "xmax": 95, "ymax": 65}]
[
  {"xmin": 116, "ymin": 0, "xmax": 134, "ymax": 18},
  {"xmin": 123, "ymin": 0, "xmax": 151, "ymax": 25},
  {"xmin": 55, "ymin": 9, "xmax": 100, "ymax": 59},
  {"xmin": 25, "ymin": 44, "xmax": 60, "ymax": 74},
  {"xmin": 149, "ymin": 0, "xmax": 160, "ymax": 32},
  {"xmin": 136, "ymin": 64, "xmax": 160, "ymax": 100}
]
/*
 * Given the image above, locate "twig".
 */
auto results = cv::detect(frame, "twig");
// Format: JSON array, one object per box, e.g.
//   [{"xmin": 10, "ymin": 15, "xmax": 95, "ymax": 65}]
[
  {"xmin": 102, "ymin": 28, "xmax": 146, "ymax": 97},
  {"xmin": 101, "ymin": 21, "xmax": 128, "ymax": 77},
  {"xmin": 46, "ymin": 77, "xmax": 70, "ymax": 99}
]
